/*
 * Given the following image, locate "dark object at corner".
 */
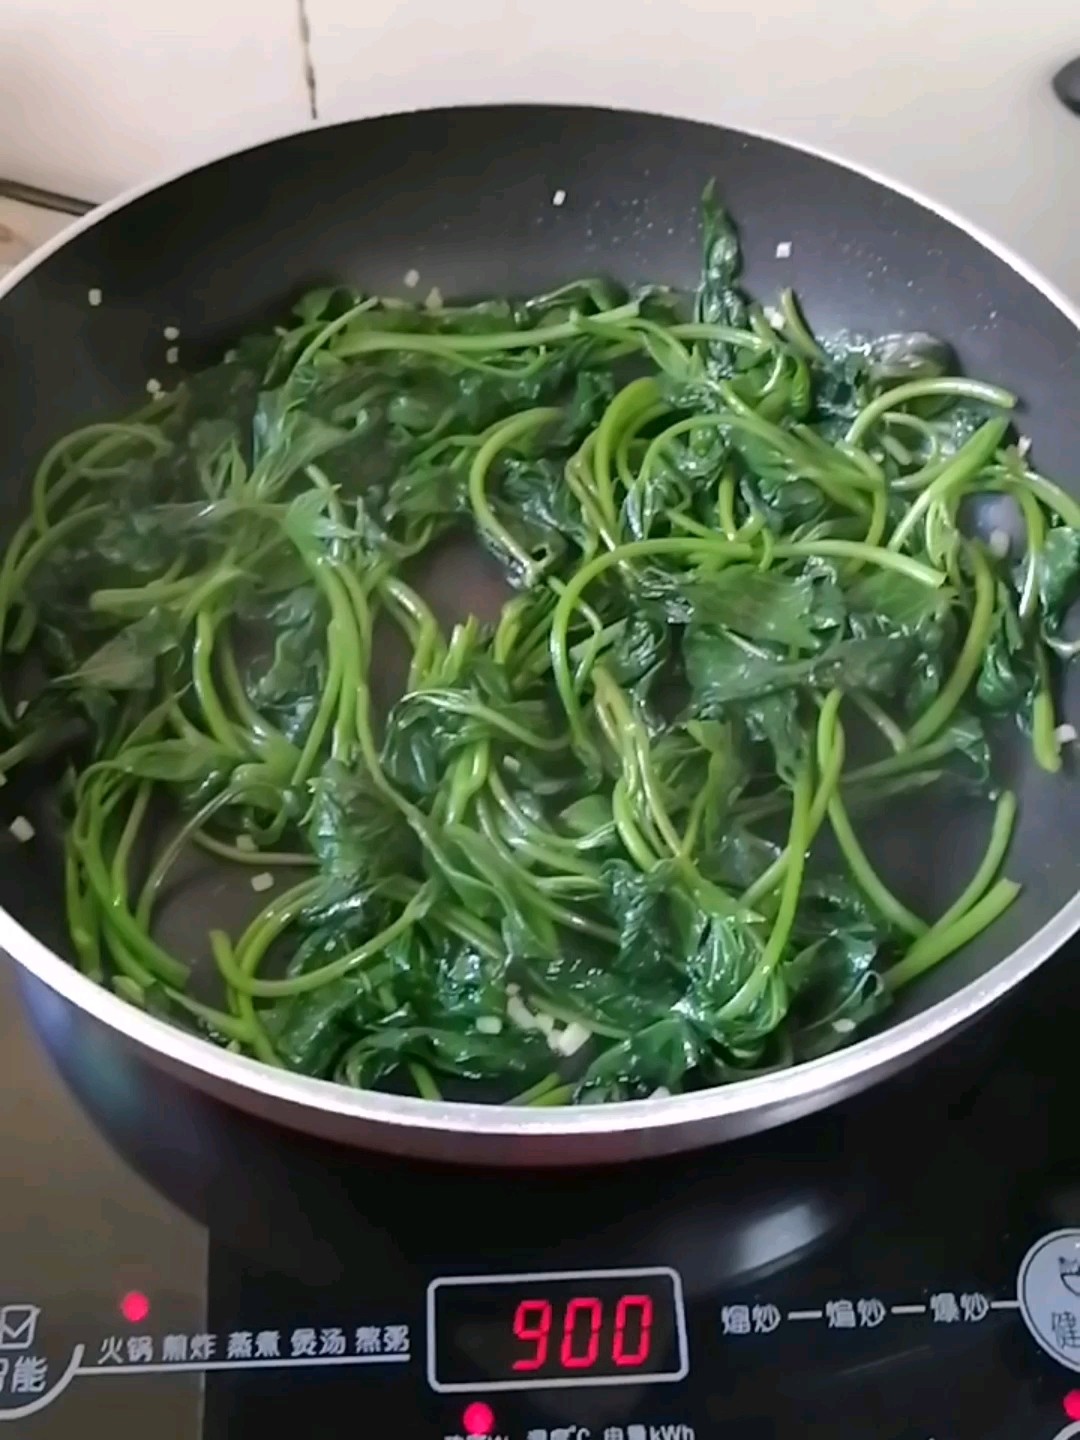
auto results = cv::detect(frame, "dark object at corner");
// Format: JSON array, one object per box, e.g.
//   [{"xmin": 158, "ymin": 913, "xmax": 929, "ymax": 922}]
[{"xmin": 1054, "ymin": 58, "xmax": 1080, "ymax": 115}]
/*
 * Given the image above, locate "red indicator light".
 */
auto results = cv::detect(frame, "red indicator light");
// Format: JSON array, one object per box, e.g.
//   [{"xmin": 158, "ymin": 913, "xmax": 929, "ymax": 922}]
[
  {"xmin": 1065, "ymin": 1390, "xmax": 1080, "ymax": 1421},
  {"xmin": 119, "ymin": 1291, "xmax": 150, "ymax": 1324},
  {"xmin": 462, "ymin": 1401, "xmax": 495, "ymax": 1436}
]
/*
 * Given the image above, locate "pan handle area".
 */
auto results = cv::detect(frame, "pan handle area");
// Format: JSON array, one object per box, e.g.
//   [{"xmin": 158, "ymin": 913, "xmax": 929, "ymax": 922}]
[{"xmin": 0, "ymin": 179, "xmax": 95, "ymax": 217}]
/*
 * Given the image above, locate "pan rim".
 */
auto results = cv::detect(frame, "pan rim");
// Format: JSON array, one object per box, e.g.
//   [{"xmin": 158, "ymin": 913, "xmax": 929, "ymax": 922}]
[{"xmin": 1, "ymin": 101, "xmax": 1078, "ymax": 1142}]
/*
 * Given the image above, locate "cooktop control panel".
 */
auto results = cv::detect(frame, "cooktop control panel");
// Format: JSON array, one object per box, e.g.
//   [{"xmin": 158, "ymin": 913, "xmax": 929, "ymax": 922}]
[
  {"xmin": 4, "ymin": 1235, "xmax": 1080, "ymax": 1437},
  {"xmin": 5, "ymin": 948, "xmax": 1080, "ymax": 1439}
]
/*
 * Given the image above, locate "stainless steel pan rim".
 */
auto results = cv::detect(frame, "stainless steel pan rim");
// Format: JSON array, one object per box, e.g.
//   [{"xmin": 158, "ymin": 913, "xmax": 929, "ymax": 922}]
[
  {"xmin": 6, "ymin": 879, "xmax": 1078, "ymax": 1142},
  {"xmin": 3, "ymin": 103, "xmax": 1079, "ymax": 1149}
]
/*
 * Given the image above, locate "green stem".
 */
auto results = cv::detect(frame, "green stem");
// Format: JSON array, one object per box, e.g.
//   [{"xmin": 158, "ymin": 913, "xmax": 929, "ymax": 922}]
[
  {"xmin": 467, "ymin": 407, "xmax": 562, "ymax": 578},
  {"xmin": 846, "ymin": 378, "xmax": 1015, "ymax": 447},
  {"xmin": 219, "ymin": 882, "xmax": 435, "ymax": 997},
  {"xmin": 717, "ymin": 758, "xmax": 814, "ymax": 1019},
  {"xmin": 885, "ymin": 878, "xmax": 1020, "ymax": 991},
  {"xmin": 818, "ymin": 708, "xmax": 927, "ymax": 938},
  {"xmin": 193, "ymin": 607, "xmax": 248, "ymax": 757},
  {"xmin": 209, "ymin": 931, "xmax": 280, "ymax": 1064},
  {"xmin": 887, "ymin": 419, "xmax": 1010, "ymax": 553},
  {"xmin": 742, "ymin": 691, "xmax": 844, "ymax": 907},
  {"xmin": 935, "ymin": 791, "xmax": 1017, "ymax": 935},
  {"xmin": 907, "ymin": 544, "xmax": 995, "ymax": 746}
]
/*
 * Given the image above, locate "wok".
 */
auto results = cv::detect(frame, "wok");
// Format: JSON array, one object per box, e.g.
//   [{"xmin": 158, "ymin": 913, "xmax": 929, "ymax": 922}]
[{"xmin": 1, "ymin": 104, "xmax": 1079, "ymax": 1166}]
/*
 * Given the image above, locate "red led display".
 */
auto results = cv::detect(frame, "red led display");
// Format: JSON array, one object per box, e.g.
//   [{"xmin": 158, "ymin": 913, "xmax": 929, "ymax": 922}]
[
  {"xmin": 613, "ymin": 1294, "xmax": 654, "ymax": 1366},
  {"xmin": 430, "ymin": 1268, "xmax": 686, "ymax": 1392},
  {"xmin": 511, "ymin": 1294, "xmax": 654, "ymax": 1373},
  {"xmin": 512, "ymin": 1299, "xmax": 553, "ymax": 1371}
]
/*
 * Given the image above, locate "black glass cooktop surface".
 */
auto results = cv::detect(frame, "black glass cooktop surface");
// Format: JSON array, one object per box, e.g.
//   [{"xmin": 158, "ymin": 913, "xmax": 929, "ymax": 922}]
[{"xmin": 3, "ymin": 944, "xmax": 1080, "ymax": 1440}]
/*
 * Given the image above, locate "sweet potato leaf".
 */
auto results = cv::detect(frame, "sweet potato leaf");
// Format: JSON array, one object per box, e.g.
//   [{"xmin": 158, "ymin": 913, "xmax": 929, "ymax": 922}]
[{"xmin": 2, "ymin": 187, "xmax": 1063, "ymax": 1107}]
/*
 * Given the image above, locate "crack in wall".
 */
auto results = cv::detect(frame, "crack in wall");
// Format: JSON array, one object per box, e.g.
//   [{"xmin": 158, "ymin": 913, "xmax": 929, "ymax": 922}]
[{"xmin": 296, "ymin": 0, "xmax": 319, "ymax": 121}]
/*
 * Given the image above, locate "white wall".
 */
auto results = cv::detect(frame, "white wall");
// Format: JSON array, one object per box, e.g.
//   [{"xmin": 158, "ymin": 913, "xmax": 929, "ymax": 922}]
[
  {"xmin": 0, "ymin": 0, "xmax": 1077, "ymax": 297},
  {"xmin": 0, "ymin": 0, "xmax": 309, "ymax": 198}
]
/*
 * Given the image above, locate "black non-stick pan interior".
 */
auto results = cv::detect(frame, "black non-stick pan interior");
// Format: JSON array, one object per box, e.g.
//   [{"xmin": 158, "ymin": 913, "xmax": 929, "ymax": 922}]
[{"xmin": 1, "ymin": 104, "xmax": 1078, "ymax": 1039}]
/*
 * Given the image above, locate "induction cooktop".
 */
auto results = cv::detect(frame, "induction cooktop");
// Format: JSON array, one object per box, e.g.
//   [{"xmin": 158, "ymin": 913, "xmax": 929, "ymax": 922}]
[{"xmin": 3, "ymin": 940, "xmax": 1080, "ymax": 1440}]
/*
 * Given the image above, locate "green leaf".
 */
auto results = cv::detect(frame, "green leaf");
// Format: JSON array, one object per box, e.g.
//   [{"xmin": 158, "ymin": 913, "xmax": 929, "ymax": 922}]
[
  {"xmin": 267, "ymin": 975, "xmax": 379, "ymax": 1074},
  {"xmin": 66, "ymin": 608, "xmax": 185, "ymax": 692},
  {"xmin": 695, "ymin": 183, "xmax": 748, "ymax": 371},
  {"xmin": 976, "ymin": 585, "xmax": 1036, "ymax": 714},
  {"xmin": 106, "ymin": 737, "xmax": 233, "ymax": 783},
  {"xmin": 308, "ymin": 759, "xmax": 416, "ymax": 885},
  {"xmin": 683, "ymin": 565, "xmax": 844, "ymax": 650},
  {"xmin": 243, "ymin": 584, "xmax": 326, "ymax": 741},
  {"xmin": 558, "ymin": 794, "xmax": 615, "ymax": 841},
  {"xmin": 937, "ymin": 712, "xmax": 993, "ymax": 787},
  {"xmin": 675, "ymin": 913, "xmax": 765, "ymax": 1025},
  {"xmin": 705, "ymin": 825, "xmax": 781, "ymax": 890},
  {"xmin": 574, "ymin": 1015, "xmax": 707, "ymax": 1101},
  {"xmin": 250, "ymin": 391, "xmax": 353, "ymax": 497},
  {"xmin": 848, "ymin": 568, "xmax": 948, "ymax": 631},
  {"xmin": 600, "ymin": 859, "xmax": 682, "ymax": 972},
  {"xmin": 684, "ymin": 625, "xmax": 913, "ymax": 712},
  {"xmin": 282, "ymin": 490, "xmax": 357, "ymax": 550},
  {"xmin": 1036, "ymin": 525, "xmax": 1080, "ymax": 629},
  {"xmin": 291, "ymin": 285, "xmax": 365, "ymax": 327},
  {"xmin": 865, "ymin": 332, "xmax": 954, "ymax": 386},
  {"xmin": 740, "ymin": 691, "xmax": 806, "ymax": 782},
  {"xmin": 526, "ymin": 945, "xmax": 678, "ymax": 1036},
  {"xmin": 381, "ymin": 688, "xmax": 552, "ymax": 800}
]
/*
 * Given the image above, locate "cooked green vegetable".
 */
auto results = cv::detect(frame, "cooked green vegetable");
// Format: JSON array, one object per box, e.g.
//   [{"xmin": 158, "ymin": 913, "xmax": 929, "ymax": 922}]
[{"xmin": 2, "ymin": 189, "xmax": 1076, "ymax": 1104}]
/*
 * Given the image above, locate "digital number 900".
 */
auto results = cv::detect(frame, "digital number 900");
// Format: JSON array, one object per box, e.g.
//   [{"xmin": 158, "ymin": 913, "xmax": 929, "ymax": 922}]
[{"xmin": 511, "ymin": 1294, "xmax": 655, "ymax": 1372}]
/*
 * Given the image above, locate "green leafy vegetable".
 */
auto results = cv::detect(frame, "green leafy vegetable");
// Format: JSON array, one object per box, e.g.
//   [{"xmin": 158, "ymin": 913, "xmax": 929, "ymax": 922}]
[{"xmin": 0, "ymin": 190, "xmax": 1071, "ymax": 1106}]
